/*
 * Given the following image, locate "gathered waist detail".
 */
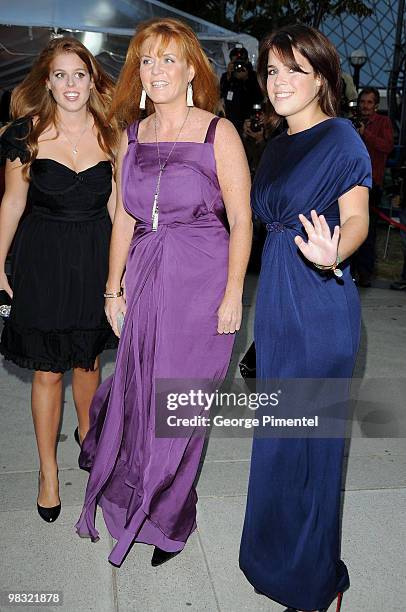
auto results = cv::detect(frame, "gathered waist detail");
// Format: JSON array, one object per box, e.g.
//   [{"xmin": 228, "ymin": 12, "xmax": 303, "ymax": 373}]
[
  {"xmin": 31, "ymin": 205, "xmax": 108, "ymax": 222},
  {"xmin": 133, "ymin": 215, "xmax": 228, "ymax": 236},
  {"xmin": 266, "ymin": 222, "xmax": 285, "ymax": 232}
]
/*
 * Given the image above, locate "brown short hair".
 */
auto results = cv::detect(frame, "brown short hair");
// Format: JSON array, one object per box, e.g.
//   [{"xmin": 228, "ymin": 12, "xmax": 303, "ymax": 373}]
[
  {"xmin": 257, "ymin": 24, "xmax": 341, "ymax": 129},
  {"xmin": 109, "ymin": 17, "xmax": 219, "ymax": 127}
]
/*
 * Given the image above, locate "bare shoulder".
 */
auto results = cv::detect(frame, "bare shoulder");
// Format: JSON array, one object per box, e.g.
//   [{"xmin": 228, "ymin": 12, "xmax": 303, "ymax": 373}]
[
  {"xmin": 187, "ymin": 108, "xmax": 217, "ymax": 136},
  {"xmin": 192, "ymin": 108, "xmax": 216, "ymax": 123},
  {"xmin": 118, "ymin": 128, "xmax": 129, "ymax": 157},
  {"xmin": 213, "ymin": 117, "xmax": 243, "ymax": 152},
  {"xmin": 138, "ymin": 114, "xmax": 151, "ymax": 129},
  {"xmin": 215, "ymin": 117, "xmax": 239, "ymax": 139}
]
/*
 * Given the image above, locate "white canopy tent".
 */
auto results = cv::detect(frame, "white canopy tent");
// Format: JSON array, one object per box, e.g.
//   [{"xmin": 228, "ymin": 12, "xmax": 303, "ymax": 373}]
[{"xmin": 0, "ymin": 0, "xmax": 258, "ymax": 90}]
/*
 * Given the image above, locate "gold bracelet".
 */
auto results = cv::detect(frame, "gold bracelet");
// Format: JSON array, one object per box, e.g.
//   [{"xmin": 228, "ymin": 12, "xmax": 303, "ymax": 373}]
[
  {"xmin": 314, "ymin": 255, "xmax": 343, "ymax": 278},
  {"xmin": 104, "ymin": 289, "xmax": 123, "ymax": 298}
]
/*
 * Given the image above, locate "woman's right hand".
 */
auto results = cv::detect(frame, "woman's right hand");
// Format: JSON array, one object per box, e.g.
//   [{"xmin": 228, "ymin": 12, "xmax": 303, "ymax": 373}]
[
  {"xmin": 105, "ymin": 295, "xmax": 127, "ymax": 338},
  {"xmin": 0, "ymin": 271, "xmax": 13, "ymax": 299}
]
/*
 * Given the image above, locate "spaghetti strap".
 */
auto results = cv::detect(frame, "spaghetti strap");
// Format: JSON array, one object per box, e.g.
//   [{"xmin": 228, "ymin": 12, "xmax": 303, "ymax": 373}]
[
  {"xmin": 127, "ymin": 121, "xmax": 140, "ymax": 144},
  {"xmin": 204, "ymin": 116, "xmax": 221, "ymax": 144}
]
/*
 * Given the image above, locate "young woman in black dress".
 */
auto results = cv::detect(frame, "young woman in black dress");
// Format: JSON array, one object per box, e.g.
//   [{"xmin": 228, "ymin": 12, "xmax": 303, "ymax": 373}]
[{"xmin": 0, "ymin": 37, "xmax": 119, "ymax": 522}]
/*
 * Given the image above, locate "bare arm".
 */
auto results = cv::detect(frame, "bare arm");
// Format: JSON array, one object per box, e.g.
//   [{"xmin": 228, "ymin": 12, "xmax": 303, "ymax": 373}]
[
  {"xmin": 214, "ymin": 118, "xmax": 253, "ymax": 334},
  {"xmin": 0, "ymin": 159, "xmax": 30, "ymax": 297},
  {"xmin": 337, "ymin": 185, "xmax": 369, "ymax": 258},
  {"xmin": 294, "ymin": 185, "xmax": 369, "ymax": 267},
  {"xmin": 107, "ymin": 177, "xmax": 117, "ymax": 222},
  {"xmin": 104, "ymin": 130, "xmax": 136, "ymax": 337}
]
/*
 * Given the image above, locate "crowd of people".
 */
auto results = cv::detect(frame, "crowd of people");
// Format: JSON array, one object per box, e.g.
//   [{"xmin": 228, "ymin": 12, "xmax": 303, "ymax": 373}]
[{"xmin": 0, "ymin": 15, "xmax": 403, "ymax": 612}]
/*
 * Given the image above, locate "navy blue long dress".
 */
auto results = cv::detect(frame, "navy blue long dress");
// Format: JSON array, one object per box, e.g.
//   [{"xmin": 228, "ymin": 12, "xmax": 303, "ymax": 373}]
[{"xmin": 239, "ymin": 118, "xmax": 372, "ymax": 611}]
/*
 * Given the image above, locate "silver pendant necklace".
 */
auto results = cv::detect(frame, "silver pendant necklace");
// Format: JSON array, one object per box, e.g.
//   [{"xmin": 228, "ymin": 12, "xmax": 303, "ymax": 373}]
[
  {"xmin": 59, "ymin": 118, "xmax": 90, "ymax": 155},
  {"xmin": 152, "ymin": 108, "xmax": 191, "ymax": 231}
]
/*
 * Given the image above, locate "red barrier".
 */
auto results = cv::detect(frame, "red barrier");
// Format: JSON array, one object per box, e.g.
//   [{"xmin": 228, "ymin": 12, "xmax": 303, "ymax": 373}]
[{"xmin": 371, "ymin": 206, "xmax": 406, "ymax": 231}]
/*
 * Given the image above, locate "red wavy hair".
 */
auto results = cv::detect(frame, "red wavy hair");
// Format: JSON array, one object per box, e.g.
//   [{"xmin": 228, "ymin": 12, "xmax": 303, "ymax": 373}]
[
  {"xmin": 7, "ymin": 36, "xmax": 119, "ymax": 173},
  {"xmin": 109, "ymin": 18, "xmax": 219, "ymax": 127}
]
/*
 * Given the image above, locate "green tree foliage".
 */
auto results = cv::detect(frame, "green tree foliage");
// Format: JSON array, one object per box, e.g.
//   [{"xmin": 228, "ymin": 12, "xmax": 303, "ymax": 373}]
[{"xmin": 168, "ymin": 1, "xmax": 372, "ymax": 39}]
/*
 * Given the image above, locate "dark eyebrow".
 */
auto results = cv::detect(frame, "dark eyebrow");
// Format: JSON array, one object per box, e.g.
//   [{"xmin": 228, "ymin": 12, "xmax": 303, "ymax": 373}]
[{"xmin": 267, "ymin": 62, "xmax": 306, "ymax": 70}]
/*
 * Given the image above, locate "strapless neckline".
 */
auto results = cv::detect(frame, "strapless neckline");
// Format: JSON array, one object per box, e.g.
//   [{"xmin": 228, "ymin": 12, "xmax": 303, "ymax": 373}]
[{"xmin": 33, "ymin": 158, "xmax": 111, "ymax": 175}]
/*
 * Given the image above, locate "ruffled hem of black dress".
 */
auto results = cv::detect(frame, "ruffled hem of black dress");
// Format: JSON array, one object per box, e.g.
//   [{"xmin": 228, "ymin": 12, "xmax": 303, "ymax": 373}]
[{"xmin": 0, "ymin": 324, "xmax": 118, "ymax": 373}]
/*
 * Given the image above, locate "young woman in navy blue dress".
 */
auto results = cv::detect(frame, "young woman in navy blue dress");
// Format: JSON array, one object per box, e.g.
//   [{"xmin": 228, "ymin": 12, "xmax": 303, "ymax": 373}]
[{"xmin": 239, "ymin": 25, "xmax": 372, "ymax": 612}]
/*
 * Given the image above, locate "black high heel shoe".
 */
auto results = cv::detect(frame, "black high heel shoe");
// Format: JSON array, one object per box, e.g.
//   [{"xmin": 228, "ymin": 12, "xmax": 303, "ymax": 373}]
[
  {"xmin": 37, "ymin": 472, "xmax": 61, "ymax": 523},
  {"xmin": 74, "ymin": 427, "xmax": 81, "ymax": 448},
  {"xmin": 151, "ymin": 546, "xmax": 181, "ymax": 567}
]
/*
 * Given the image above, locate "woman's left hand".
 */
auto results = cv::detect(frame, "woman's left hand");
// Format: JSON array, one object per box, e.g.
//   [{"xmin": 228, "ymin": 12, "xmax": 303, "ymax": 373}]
[
  {"xmin": 294, "ymin": 210, "xmax": 340, "ymax": 266},
  {"xmin": 217, "ymin": 291, "xmax": 242, "ymax": 334}
]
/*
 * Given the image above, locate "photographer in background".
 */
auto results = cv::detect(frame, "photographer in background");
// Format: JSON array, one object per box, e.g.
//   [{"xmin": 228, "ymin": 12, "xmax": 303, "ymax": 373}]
[
  {"xmin": 340, "ymin": 71, "xmax": 358, "ymax": 117},
  {"xmin": 242, "ymin": 104, "xmax": 284, "ymax": 273},
  {"xmin": 220, "ymin": 45, "xmax": 263, "ymax": 134},
  {"xmin": 242, "ymin": 104, "xmax": 267, "ymax": 177},
  {"xmin": 352, "ymin": 87, "xmax": 394, "ymax": 287}
]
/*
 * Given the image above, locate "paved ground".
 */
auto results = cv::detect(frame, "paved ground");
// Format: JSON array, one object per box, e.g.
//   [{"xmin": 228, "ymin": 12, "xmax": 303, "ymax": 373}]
[{"xmin": 0, "ymin": 275, "xmax": 405, "ymax": 612}]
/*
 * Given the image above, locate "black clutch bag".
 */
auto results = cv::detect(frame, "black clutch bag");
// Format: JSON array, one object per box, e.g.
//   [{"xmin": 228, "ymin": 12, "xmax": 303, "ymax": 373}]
[
  {"xmin": 0, "ymin": 289, "xmax": 11, "ymax": 319},
  {"xmin": 239, "ymin": 342, "xmax": 256, "ymax": 379}
]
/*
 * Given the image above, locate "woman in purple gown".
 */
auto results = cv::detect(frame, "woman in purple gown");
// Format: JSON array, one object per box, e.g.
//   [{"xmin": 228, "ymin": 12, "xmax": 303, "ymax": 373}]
[{"xmin": 76, "ymin": 18, "xmax": 252, "ymax": 567}]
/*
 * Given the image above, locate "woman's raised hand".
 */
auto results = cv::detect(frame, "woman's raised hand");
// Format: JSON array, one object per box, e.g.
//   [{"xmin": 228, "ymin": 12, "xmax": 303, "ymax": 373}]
[{"xmin": 294, "ymin": 210, "xmax": 340, "ymax": 266}]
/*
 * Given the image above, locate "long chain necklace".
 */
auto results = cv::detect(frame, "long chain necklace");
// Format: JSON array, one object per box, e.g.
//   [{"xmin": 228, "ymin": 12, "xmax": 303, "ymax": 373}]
[
  {"xmin": 152, "ymin": 108, "xmax": 191, "ymax": 231},
  {"xmin": 59, "ymin": 118, "xmax": 91, "ymax": 155}
]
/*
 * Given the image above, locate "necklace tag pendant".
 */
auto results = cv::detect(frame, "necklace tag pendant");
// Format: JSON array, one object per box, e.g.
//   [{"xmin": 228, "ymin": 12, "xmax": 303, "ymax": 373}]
[{"xmin": 152, "ymin": 193, "xmax": 159, "ymax": 231}]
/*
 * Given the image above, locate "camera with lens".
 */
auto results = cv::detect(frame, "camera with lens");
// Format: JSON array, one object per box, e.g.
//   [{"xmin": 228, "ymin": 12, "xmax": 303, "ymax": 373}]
[
  {"xmin": 348, "ymin": 101, "xmax": 368, "ymax": 130},
  {"xmin": 232, "ymin": 59, "xmax": 248, "ymax": 73},
  {"xmin": 250, "ymin": 104, "xmax": 263, "ymax": 133},
  {"xmin": 229, "ymin": 45, "xmax": 249, "ymax": 76}
]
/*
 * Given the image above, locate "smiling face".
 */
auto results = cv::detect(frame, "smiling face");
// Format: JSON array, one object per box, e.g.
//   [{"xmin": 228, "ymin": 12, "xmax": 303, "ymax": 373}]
[
  {"xmin": 46, "ymin": 52, "xmax": 93, "ymax": 113},
  {"xmin": 267, "ymin": 47, "xmax": 322, "ymax": 122},
  {"xmin": 139, "ymin": 37, "xmax": 195, "ymax": 106}
]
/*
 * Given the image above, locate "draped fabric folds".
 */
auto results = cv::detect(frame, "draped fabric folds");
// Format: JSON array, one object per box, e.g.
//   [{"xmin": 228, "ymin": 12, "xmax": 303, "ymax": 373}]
[
  {"xmin": 239, "ymin": 118, "xmax": 372, "ymax": 611},
  {"xmin": 76, "ymin": 117, "xmax": 234, "ymax": 565}
]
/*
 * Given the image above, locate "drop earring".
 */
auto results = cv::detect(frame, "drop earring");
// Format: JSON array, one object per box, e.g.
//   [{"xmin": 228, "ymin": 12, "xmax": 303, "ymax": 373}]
[
  {"xmin": 186, "ymin": 81, "xmax": 194, "ymax": 107},
  {"xmin": 139, "ymin": 88, "xmax": 147, "ymax": 110}
]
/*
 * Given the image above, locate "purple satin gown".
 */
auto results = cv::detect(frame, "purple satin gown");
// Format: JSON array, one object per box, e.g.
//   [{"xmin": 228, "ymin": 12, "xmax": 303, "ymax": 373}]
[{"xmin": 75, "ymin": 116, "xmax": 234, "ymax": 565}]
